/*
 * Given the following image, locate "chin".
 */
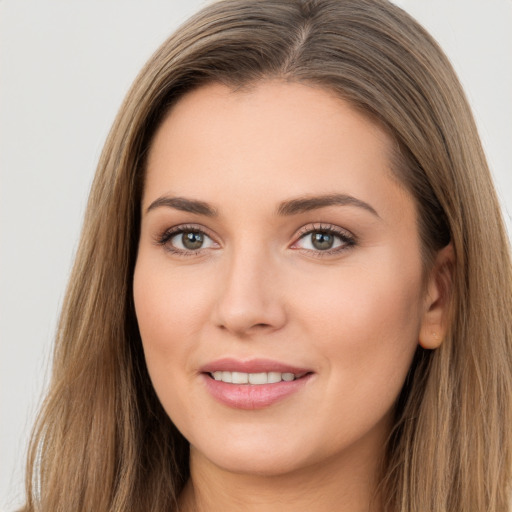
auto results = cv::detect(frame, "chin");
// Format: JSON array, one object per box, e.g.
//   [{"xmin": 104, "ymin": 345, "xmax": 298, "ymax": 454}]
[{"xmin": 190, "ymin": 431, "xmax": 316, "ymax": 477}]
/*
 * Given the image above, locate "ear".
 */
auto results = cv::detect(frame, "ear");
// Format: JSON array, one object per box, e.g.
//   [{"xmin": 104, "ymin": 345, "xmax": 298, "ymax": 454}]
[{"xmin": 418, "ymin": 243, "xmax": 455, "ymax": 349}]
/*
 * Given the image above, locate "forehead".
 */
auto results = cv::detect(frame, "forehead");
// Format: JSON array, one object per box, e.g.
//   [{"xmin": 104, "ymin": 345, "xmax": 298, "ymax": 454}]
[{"xmin": 144, "ymin": 80, "xmax": 411, "ymax": 222}]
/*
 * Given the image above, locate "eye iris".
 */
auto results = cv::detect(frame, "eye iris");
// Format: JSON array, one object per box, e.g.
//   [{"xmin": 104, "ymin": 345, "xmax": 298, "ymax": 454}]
[
  {"xmin": 182, "ymin": 231, "xmax": 204, "ymax": 250},
  {"xmin": 311, "ymin": 231, "xmax": 334, "ymax": 250}
]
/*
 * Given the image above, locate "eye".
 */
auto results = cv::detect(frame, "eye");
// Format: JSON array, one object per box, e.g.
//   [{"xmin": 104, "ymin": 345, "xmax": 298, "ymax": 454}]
[
  {"xmin": 293, "ymin": 224, "xmax": 355, "ymax": 254},
  {"xmin": 156, "ymin": 226, "xmax": 218, "ymax": 254},
  {"xmin": 171, "ymin": 230, "xmax": 215, "ymax": 251}
]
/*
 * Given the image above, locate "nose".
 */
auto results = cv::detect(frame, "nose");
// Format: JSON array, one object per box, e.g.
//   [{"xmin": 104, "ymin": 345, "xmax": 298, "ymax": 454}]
[{"xmin": 212, "ymin": 246, "xmax": 287, "ymax": 337}]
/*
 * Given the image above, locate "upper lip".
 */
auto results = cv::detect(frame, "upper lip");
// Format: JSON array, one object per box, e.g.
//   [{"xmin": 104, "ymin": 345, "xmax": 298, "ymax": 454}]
[{"xmin": 200, "ymin": 358, "xmax": 312, "ymax": 375}]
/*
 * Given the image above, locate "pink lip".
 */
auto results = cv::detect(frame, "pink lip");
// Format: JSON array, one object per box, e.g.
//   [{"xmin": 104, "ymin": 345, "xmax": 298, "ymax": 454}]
[
  {"xmin": 200, "ymin": 358, "xmax": 311, "ymax": 375},
  {"xmin": 200, "ymin": 358, "xmax": 314, "ymax": 410}
]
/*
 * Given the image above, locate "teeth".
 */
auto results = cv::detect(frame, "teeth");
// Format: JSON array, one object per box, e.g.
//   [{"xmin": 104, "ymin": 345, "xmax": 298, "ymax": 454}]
[
  {"xmin": 232, "ymin": 371, "xmax": 248, "ymax": 384},
  {"xmin": 210, "ymin": 371, "xmax": 303, "ymax": 385},
  {"xmin": 248, "ymin": 372, "xmax": 267, "ymax": 384},
  {"xmin": 267, "ymin": 371, "xmax": 282, "ymax": 383}
]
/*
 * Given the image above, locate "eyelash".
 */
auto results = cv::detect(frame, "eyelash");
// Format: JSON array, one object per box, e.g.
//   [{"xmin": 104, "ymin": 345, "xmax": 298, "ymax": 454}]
[
  {"xmin": 293, "ymin": 223, "xmax": 356, "ymax": 257},
  {"xmin": 155, "ymin": 224, "xmax": 216, "ymax": 256},
  {"xmin": 155, "ymin": 223, "xmax": 356, "ymax": 257}
]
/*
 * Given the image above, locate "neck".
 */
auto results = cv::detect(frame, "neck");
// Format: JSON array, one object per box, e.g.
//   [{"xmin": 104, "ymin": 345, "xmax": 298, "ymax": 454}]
[{"xmin": 179, "ymin": 441, "xmax": 384, "ymax": 512}]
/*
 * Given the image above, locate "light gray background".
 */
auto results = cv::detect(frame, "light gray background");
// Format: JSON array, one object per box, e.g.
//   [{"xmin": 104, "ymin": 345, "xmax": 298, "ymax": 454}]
[{"xmin": 1, "ymin": 1, "xmax": 511, "ymax": 510}]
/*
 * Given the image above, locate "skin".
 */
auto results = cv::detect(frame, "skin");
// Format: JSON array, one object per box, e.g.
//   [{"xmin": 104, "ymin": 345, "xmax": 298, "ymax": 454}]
[{"xmin": 133, "ymin": 81, "xmax": 451, "ymax": 512}]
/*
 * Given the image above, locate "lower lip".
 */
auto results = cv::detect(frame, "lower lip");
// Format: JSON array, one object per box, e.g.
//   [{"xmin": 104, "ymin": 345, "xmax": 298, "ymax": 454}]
[{"xmin": 202, "ymin": 373, "xmax": 313, "ymax": 410}]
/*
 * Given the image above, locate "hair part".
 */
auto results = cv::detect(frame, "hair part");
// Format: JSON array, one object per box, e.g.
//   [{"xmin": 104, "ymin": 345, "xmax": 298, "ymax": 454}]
[{"xmin": 23, "ymin": 1, "xmax": 512, "ymax": 511}]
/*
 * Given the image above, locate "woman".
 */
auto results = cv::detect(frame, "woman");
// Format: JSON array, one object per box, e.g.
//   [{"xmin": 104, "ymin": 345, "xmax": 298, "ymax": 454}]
[{"xmin": 22, "ymin": 0, "xmax": 512, "ymax": 511}]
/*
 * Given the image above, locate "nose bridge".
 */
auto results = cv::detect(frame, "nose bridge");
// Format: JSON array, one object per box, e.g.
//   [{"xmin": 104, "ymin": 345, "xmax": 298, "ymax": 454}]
[{"xmin": 214, "ymin": 240, "xmax": 286, "ymax": 335}]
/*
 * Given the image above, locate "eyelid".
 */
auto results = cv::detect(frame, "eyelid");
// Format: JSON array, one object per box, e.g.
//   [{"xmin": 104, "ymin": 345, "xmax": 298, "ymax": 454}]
[{"xmin": 294, "ymin": 222, "xmax": 354, "ymax": 239}]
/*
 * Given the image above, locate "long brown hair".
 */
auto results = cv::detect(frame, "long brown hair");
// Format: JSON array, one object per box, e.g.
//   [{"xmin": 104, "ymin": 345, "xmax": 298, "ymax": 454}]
[{"xmin": 23, "ymin": 1, "xmax": 512, "ymax": 510}]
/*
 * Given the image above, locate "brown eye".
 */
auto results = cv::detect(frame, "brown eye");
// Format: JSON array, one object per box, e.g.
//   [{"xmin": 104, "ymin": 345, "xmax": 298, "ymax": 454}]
[{"xmin": 181, "ymin": 231, "xmax": 204, "ymax": 250}]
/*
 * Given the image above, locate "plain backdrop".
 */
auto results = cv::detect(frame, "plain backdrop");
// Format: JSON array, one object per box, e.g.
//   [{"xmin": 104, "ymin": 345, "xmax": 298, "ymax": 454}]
[{"xmin": 1, "ymin": 1, "xmax": 511, "ymax": 510}]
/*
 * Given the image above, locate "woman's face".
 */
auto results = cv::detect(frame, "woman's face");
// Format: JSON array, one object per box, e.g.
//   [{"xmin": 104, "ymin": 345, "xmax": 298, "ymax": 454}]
[{"xmin": 134, "ymin": 81, "xmax": 439, "ymax": 476}]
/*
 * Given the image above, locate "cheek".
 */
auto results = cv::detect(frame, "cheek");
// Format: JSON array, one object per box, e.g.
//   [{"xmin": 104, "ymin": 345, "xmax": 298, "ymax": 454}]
[
  {"xmin": 133, "ymin": 258, "xmax": 209, "ymax": 393},
  {"xmin": 289, "ymin": 267, "xmax": 422, "ymax": 451},
  {"xmin": 134, "ymin": 258, "xmax": 210, "ymax": 343},
  {"xmin": 293, "ymin": 252, "xmax": 423, "ymax": 397},
  {"xmin": 299, "ymin": 263, "xmax": 421, "ymax": 333},
  {"xmin": 133, "ymin": 259, "xmax": 215, "ymax": 434}
]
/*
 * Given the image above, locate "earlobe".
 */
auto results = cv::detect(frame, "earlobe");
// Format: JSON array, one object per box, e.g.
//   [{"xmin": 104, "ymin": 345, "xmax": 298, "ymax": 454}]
[{"xmin": 418, "ymin": 243, "xmax": 455, "ymax": 349}]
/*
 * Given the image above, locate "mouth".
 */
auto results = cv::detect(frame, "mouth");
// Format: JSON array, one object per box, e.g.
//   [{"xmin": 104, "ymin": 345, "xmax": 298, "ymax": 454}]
[
  {"xmin": 200, "ymin": 358, "xmax": 314, "ymax": 410},
  {"xmin": 208, "ymin": 370, "xmax": 309, "ymax": 385}
]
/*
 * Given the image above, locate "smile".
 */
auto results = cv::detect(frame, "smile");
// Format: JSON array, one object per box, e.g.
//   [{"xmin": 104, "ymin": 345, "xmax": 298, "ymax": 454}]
[
  {"xmin": 209, "ymin": 371, "xmax": 307, "ymax": 384},
  {"xmin": 200, "ymin": 359, "xmax": 314, "ymax": 409}
]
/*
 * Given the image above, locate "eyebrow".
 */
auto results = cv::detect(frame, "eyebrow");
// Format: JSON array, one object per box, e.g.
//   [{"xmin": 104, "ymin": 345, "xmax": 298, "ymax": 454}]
[
  {"xmin": 145, "ymin": 193, "xmax": 379, "ymax": 218},
  {"xmin": 276, "ymin": 194, "xmax": 379, "ymax": 217},
  {"xmin": 146, "ymin": 196, "xmax": 218, "ymax": 216}
]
